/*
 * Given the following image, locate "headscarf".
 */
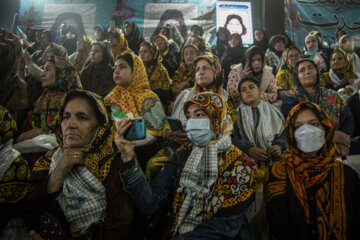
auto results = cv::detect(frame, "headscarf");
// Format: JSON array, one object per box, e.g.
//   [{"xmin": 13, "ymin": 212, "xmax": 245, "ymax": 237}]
[
  {"xmin": 329, "ymin": 48, "xmax": 357, "ymax": 86},
  {"xmin": 243, "ymin": 45, "xmax": 265, "ymax": 79},
  {"xmin": 268, "ymin": 34, "xmax": 285, "ymax": 57},
  {"xmin": 153, "ymin": 34, "xmax": 169, "ymax": 58},
  {"xmin": 94, "ymin": 25, "xmax": 108, "ymax": 41},
  {"xmin": 276, "ymin": 46, "xmax": 302, "ymax": 91},
  {"xmin": 193, "ymin": 55, "xmax": 224, "ymax": 94},
  {"xmin": 32, "ymin": 89, "xmax": 118, "ymax": 237},
  {"xmin": 106, "ymin": 51, "xmax": 166, "ymax": 136},
  {"xmin": 140, "ymin": 42, "xmax": 170, "ymax": 91},
  {"xmin": 31, "ymin": 57, "xmax": 82, "ymax": 132},
  {"xmin": 109, "ymin": 28, "xmax": 131, "ymax": 59},
  {"xmin": 265, "ymin": 102, "xmax": 344, "ymax": 239},
  {"xmin": 171, "ymin": 92, "xmax": 256, "ymax": 235},
  {"xmin": 47, "ymin": 42, "xmax": 68, "ymax": 58},
  {"xmin": 0, "ymin": 106, "xmax": 31, "ymax": 203},
  {"xmin": 172, "ymin": 44, "xmax": 200, "ymax": 88},
  {"xmin": 252, "ymin": 28, "xmax": 268, "ymax": 51},
  {"xmin": 124, "ymin": 21, "xmax": 145, "ymax": 55},
  {"xmin": 73, "ymin": 36, "xmax": 93, "ymax": 72},
  {"xmin": 287, "ymin": 59, "xmax": 346, "ymax": 128}
]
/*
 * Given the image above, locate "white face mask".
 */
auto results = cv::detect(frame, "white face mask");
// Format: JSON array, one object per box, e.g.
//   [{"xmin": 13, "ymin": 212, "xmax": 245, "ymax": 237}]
[{"xmin": 294, "ymin": 124, "xmax": 325, "ymax": 153}]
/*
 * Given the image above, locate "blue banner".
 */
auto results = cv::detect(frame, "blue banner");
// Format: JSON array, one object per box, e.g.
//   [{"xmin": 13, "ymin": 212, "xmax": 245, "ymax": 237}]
[{"xmin": 285, "ymin": 0, "xmax": 360, "ymax": 49}]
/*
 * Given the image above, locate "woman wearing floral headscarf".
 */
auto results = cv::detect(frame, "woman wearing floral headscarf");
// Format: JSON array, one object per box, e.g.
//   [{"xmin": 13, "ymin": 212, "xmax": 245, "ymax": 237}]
[
  {"xmin": 29, "ymin": 89, "xmax": 135, "ymax": 239},
  {"xmin": 106, "ymin": 52, "xmax": 169, "ymax": 169},
  {"xmin": 117, "ymin": 92, "xmax": 257, "ymax": 239},
  {"xmin": 69, "ymin": 35, "xmax": 93, "ymax": 72},
  {"xmin": 17, "ymin": 57, "xmax": 82, "ymax": 142},
  {"xmin": 321, "ymin": 48, "xmax": 360, "ymax": 99},
  {"xmin": 171, "ymin": 44, "xmax": 200, "ymax": 96},
  {"xmin": 139, "ymin": 41, "xmax": 171, "ymax": 108},
  {"xmin": 264, "ymin": 102, "xmax": 360, "ymax": 239},
  {"xmin": 108, "ymin": 28, "xmax": 131, "ymax": 59}
]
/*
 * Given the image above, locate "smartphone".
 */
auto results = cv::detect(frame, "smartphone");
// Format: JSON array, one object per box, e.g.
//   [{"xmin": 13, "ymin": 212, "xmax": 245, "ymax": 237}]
[
  {"xmin": 167, "ymin": 117, "xmax": 183, "ymax": 131},
  {"xmin": 125, "ymin": 117, "xmax": 146, "ymax": 140}
]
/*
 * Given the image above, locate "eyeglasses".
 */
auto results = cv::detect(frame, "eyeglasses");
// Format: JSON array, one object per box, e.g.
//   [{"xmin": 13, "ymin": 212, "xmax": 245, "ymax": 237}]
[{"xmin": 288, "ymin": 54, "xmax": 300, "ymax": 59}]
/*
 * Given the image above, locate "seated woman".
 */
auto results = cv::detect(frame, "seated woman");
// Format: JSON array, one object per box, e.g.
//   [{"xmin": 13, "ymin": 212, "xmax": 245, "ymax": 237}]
[
  {"xmin": 117, "ymin": 92, "xmax": 257, "ymax": 239},
  {"xmin": 17, "ymin": 56, "xmax": 82, "ymax": 143},
  {"xmin": 106, "ymin": 52, "xmax": 169, "ymax": 170},
  {"xmin": 282, "ymin": 59, "xmax": 354, "ymax": 158},
  {"xmin": 28, "ymin": 89, "xmax": 134, "ymax": 239},
  {"xmin": 171, "ymin": 55, "xmax": 231, "ymax": 125},
  {"xmin": 303, "ymin": 34, "xmax": 329, "ymax": 73},
  {"xmin": 80, "ymin": 41, "xmax": 115, "ymax": 97},
  {"xmin": 276, "ymin": 46, "xmax": 302, "ymax": 99},
  {"xmin": 68, "ymin": 35, "xmax": 93, "ymax": 72},
  {"xmin": 339, "ymin": 35, "xmax": 360, "ymax": 73},
  {"xmin": 265, "ymin": 34, "xmax": 285, "ymax": 76},
  {"xmin": 232, "ymin": 76, "xmax": 286, "ymax": 166},
  {"xmin": 139, "ymin": 41, "xmax": 171, "ymax": 109},
  {"xmin": 171, "ymin": 44, "xmax": 200, "ymax": 96},
  {"xmin": 211, "ymin": 27, "xmax": 230, "ymax": 59},
  {"xmin": 153, "ymin": 34, "xmax": 178, "ymax": 77},
  {"xmin": 188, "ymin": 34, "xmax": 211, "ymax": 56},
  {"xmin": 264, "ymin": 102, "xmax": 360, "ymax": 239},
  {"xmin": 108, "ymin": 28, "xmax": 131, "ymax": 59},
  {"xmin": 124, "ymin": 21, "xmax": 145, "ymax": 55},
  {"xmin": 227, "ymin": 46, "xmax": 278, "ymax": 106},
  {"xmin": 321, "ymin": 48, "xmax": 360, "ymax": 100}
]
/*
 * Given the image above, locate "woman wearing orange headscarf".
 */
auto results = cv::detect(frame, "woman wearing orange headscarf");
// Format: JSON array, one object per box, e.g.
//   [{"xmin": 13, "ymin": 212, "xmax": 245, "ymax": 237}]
[
  {"xmin": 108, "ymin": 28, "xmax": 131, "ymax": 59},
  {"xmin": 264, "ymin": 102, "xmax": 360, "ymax": 239},
  {"xmin": 106, "ymin": 52, "xmax": 169, "ymax": 169},
  {"xmin": 69, "ymin": 35, "xmax": 93, "ymax": 72}
]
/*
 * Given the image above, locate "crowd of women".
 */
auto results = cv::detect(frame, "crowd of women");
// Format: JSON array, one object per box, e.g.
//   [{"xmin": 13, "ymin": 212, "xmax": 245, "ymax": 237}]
[{"xmin": 0, "ymin": 21, "xmax": 359, "ymax": 240}]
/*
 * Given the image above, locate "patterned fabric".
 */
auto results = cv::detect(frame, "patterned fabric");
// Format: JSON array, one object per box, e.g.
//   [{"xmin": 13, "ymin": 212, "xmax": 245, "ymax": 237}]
[
  {"xmin": 29, "ymin": 57, "xmax": 82, "ymax": 132},
  {"xmin": 264, "ymin": 102, "xmax": 345, "ymax": 240},
  {"xmin": 0, "ymin": 106, "xmax": 31, "ymax": 203},
  {"xmin": 287, "ymin": 59, "xmax": 347, "ymax": 129},
  {"xmin": 141, "ymin": 42, "xmax": 170, "ymax": 91},
  {"xmin": 172, "ymin": 44, "xmax": 200, "ymax": 90},
  {"xmin": 265, "ymin": 49, "xmax": 282, "ymax": 74},
  {"xmin": 276, "ymin": 47, "xmax": 302, "ymax": 91},
  {"xmin": 172, "ymin": 92, "xmax": 257, "ymax": 235},
  {"xmin": 106, "ymin": 51, "xmax": 167, "ymax": 136},
  {"xmin": 321, "ymin": 48, "xmax": 358, "ymax": 89},
  {"xmin": 32, "ymin": 89, "xmax": 119, "ymax": 237},
  {"xmin": 227, "ymin": 64, "xmax": 278, "ymax": 105},
  {"xmin": 171, "ymin": 55, "xmax": 228, "ymax": 126},
  {"xmin": 71, "ymin": 36, "xmax": 93, "ymax": 72},
  {"xmin": 110, "ymin": 29, "xmax": 131, "ymax": 59}
]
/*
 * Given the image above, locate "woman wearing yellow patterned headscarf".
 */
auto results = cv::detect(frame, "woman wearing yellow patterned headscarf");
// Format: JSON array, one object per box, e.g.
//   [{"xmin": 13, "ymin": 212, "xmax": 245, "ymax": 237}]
[
  {"xmin": 171, "ymin": 44, "xmax": 200, "ymax": 96},
  {"xmin": 30, "ymin": 89, "xmax": 134, "ymax": 239},
  {"xmin": 264, "ymin": 102, "xmax": 360, "ymax": 239},
  {"xmin": 321, "ymin": 48, "xmax": 360, "ymax": 92},
  {"xmin": 69, "ymin": 35, "xmax": 93, "ymax": 72},
  {"xmin": 108, "ymin": 28, "xmax": 131, "ymax": 59},
  {"xmin": 139, "ymin": 41, "xmax": 171, "ymax": 108},
  {"xmin": 117, "ymin": 92, "xmax": 257, "ymax": 238}
]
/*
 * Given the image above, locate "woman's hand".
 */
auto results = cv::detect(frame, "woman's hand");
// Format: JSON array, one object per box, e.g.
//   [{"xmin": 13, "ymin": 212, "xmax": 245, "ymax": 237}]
[
  {"xmin": 248, "ymin": 147, "xmax": 268, "ymax": 163},
  {"xmin": 16, "ymin": 128, "xmax": 44, "ymax": 143},
  {"xmin": 47, "ymin": 148, "xmax": 86, "ymax": 193},
  {"xmin": 334, "ymin": 130, "xmax": 351, "ymax": 148},
  {"xmin": 172, "ymin": 81, "xmax": 189, "ymax": 95},
  {"xmin": 240, "ymin": 62, "xmax": 252, "ymax": 78},
  {"xmin": 114, "ymin": 118, "xmax": 136, "ymax": 162},
  {"xmin": 267, "ymin": 145, "xmax": 282, "ymax": 160},
  {"xmin": 23, "ymin": 50, "xmax": 32, "ymax": 65},
  {"xmin": 164, "ymin": 130, "xmax": 189, "ymax": 145}
]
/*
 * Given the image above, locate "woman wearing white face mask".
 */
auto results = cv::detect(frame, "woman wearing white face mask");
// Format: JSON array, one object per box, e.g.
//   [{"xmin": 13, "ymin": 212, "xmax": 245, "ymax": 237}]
[
  {"xmin": 116, "ymin": 92, "xmax": 257, "ymax": 239},
  {"xmin": 264, "ymin": 102, "xmax": 360, "ymax": 240}
]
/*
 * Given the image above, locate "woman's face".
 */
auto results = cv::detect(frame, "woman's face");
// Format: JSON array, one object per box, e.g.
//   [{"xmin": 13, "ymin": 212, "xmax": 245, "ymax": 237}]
[
  {"xmin": 154, "ymin": 37, "xmax": 167, "ymax": 52},
  {"xmin": 297, "ymin": 61, "xmax": 318, "ymax": 88},
  {"xmin": 61, "ymin": 97, "xmax": 99, "ymax": 148},
  {"xmin": 109, "ymin": 34, "xmax": 120, "ymax": 48},
  {"xmin": 183, "ymin": 46, "xmax": 197, "ymax": 67},
  {"xmin": 305, "ymin": 36, "xmax": 318, "ymax": 51},
  {"xmin": 40, "ymin": 33, "xmax": 49, "ymax": 49},
  {"xmin": 139, "ymin": 45, "xmax": 152, "ymax": 63},
  {"xmin": 331, "ymin": 52, "xmax": 346, "ymax": 70},
  {"xmin": 42, "ymin": 46, "xmax": 53, "ymax": 62},
  {"xmin": 254, "ymin": 30, "xmax": 264, "ymax": 42},
  {"xmin": 40, "ymin": 61, "xmax": 56, "ymax": 88},
  {"xmin": 287, "ymin": 49, "xmax": 301, "ymax": 68},
  {"xmin": 294, "ymin": 109, "xmax": 324, "ymax": 131},
  {"xmin": 341, "ymin": 37, "xmax": 354, "ymax": 52},
  {"xmin": 218, "ymin": 30, "xmax": 227, "ymax": 41},
  {"xmin": 113, "ymin": 58, "xmax": 133, "ymax": 88},
  {"xmin": 240, "ymin": 80, "xmax": 261, "ymax": 106},
  {"xmin": 229, "ymin": 36, "xmax": 240, "ymax": 48},
  {"xmin": 77, "ymin": 38, "xmax": 85, "ymax": 52},
  {"xmin": 125, "ymin": 22, "xmax": 133, "ymax": 36},
  {"xmin": 90, "ymin": 44, "xmax": 103, "ymax": 65},
  {"xmin": 274, "ymin": 41, "xmax": 285, "ymax": 52},
  {"xmin": 185, "ymin": 103, "xmax": 214, "ymax": 131},
  {"xmin": 95, "ymin": 28, "xmax": 103, "ymax": 41},
  {"xmin": 250, "ymin": 53, "xmax": 263, "ymax": 73},
  {"xmin": 195, "ymin": 60, "xmax": 214, "ymax": 89}
]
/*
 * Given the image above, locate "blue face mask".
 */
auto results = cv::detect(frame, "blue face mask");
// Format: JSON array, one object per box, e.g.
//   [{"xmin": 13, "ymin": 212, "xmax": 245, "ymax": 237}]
[
  {"xmin": 186, "ymin": 118, "xmax": 214, "ymax": 147},
  {"xmin": 306, "ymin": 48, "xmax": 318, "ymax": 55}
]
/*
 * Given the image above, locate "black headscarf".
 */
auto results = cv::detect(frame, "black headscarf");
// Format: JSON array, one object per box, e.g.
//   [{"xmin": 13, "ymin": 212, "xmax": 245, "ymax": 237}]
[{"xmin": 124, "ymin": 21, "xmax": 144, "ymax": 55}]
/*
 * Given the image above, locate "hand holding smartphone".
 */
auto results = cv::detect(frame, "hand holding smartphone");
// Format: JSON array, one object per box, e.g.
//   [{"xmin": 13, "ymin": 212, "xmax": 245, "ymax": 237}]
[
  {"xmin": 124, "ymin": 117, "xmax": 146, "ymax": 141},
  {"xmin": 167, "ymin": 117, "xmax": 183, "ymax": 132}
]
